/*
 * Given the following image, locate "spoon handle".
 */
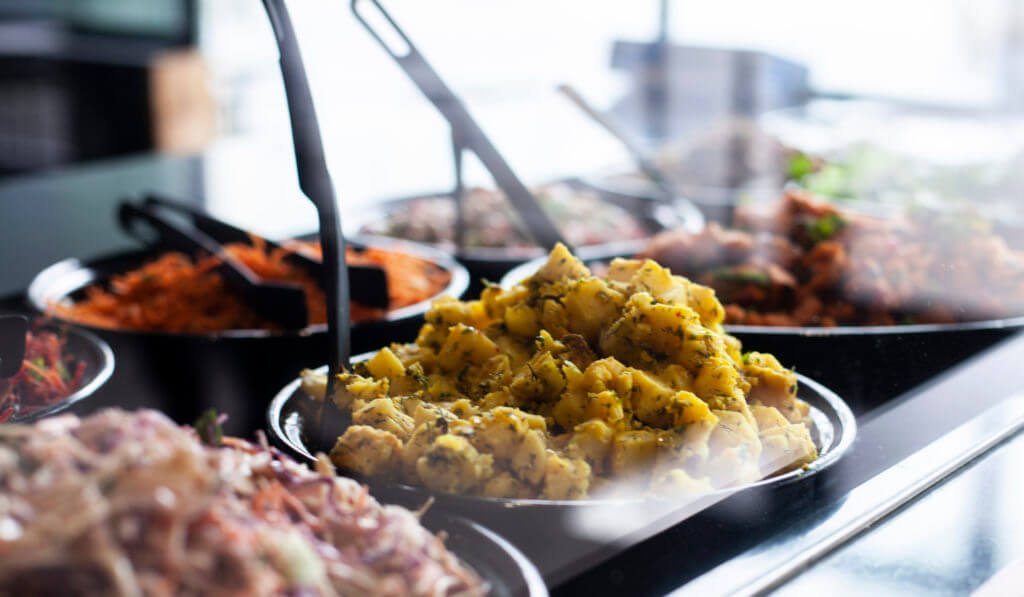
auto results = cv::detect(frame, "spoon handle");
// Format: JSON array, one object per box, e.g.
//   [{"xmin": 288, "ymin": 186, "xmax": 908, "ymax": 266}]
[
  {"xmin": 351, "ymin": 0, "xmax": 569, "ymax": 252},
  {"xmin": 557, "ymin": 83, "xmax": 678, "ymax": 202}
]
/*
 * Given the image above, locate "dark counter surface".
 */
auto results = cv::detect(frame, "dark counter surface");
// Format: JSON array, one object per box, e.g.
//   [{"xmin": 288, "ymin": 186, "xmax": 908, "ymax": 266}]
[{"xmin": 2, "ymin": 147, "xmax": 1023, "ymax": 595}]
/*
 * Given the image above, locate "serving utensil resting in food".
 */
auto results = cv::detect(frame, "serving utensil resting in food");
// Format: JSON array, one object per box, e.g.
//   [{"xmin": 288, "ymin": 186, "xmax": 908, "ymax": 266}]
[
  {"xmin": 351, "ymin": 0, "xmax": 570, "ymax": 253},
  {"xmin": 138, "ymin": 194, "xmax": 390, "ymax": 309},
  {"xmin": 261, "ymin": 0, "xmax": 351, "ymax": 404},
  {"xmin": 119, "ymin": 200, "xmax": 310, "ymax": 330},
  {"xmin": 557, "ymin": 83, "xmax": 680, "ymax": 204},
  {"xmin": 0, "ymin": 315, "xmax": 28, "ymax": 379}
]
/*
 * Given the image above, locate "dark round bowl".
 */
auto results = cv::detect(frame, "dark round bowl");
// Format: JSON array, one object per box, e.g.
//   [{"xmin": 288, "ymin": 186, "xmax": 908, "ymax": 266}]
[
  {"xmin": 421, "ymin": 513, "xmax": 547, "ymax": 597},
  {"xmin": 267, "ymin": 357, "xmax": 854, "ymax": 584},
  {"xmin": 583, "ymin": 172, "xmax": 783, "ymax": 226},
  {"xmin": 25, "ymin": 239, "xmax": 468, "ymax": 435},
  {"xmin": 6, "ymin": 322, "xmax": 115, "ymax": 424},
  {"xmin": 501, "ymin": 253, "xmax": 1024, "ymax": 414},
  {"xmin": 345, "ymin": 177, "xmax": 704, "ymax": 288}
]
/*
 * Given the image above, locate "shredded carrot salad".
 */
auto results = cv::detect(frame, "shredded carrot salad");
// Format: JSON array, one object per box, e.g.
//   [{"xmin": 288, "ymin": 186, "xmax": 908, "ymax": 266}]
[
  {"xmin": 0, "ymin": 330, "xmax": 86, "ymax": 422},
  {"xmin": 52, "ymin": 239, "xmax": 452, "ymax": 333}
]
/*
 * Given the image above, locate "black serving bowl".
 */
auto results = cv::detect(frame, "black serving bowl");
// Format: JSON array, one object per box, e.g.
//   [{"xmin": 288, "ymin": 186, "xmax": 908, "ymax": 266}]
[
  {"xmin": 423, "ymin": 513, "xmax": 548, "ymax": 597},
  {"xmin": 25, "ymin": 239, "xmax": 468, "ymax": 435},
  {"xmin": 585, "ymin": 172, "xmax": 772, "ymax": 226},
  {"xmin": 6, "ymin": 322, "xmax": 114, "ymax": 423},
  {"xmin": 267, "ymin": 360, "xmax": 854, "ymax": 585},
  {"xmin": 501, "ymin": 254, "xmax": 1024, "ymax": 414},
  {"xmin": 346, "ymin": 177, "xmax": 704, "ymax": 289}
]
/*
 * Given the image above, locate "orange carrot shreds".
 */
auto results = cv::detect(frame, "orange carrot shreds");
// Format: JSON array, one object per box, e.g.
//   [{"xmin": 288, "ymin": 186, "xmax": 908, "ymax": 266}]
[
  {"xmin": 0, "ymin": 330, "xmax": 86, "ymax": 422},
  {"xmin": 52, "ymin": 241, "xmax": 453, "ymax": 333}
]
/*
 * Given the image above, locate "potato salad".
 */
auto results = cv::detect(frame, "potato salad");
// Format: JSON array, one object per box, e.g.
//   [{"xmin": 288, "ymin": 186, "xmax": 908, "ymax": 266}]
[{"xmin": 303, "ymin": 244, "xmax": 817, "ymax": 499}]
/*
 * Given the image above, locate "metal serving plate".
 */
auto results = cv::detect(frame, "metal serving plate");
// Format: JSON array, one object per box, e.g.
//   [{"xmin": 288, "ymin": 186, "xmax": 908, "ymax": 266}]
[
  {"xmin": 7, "ymin": 323, "xmax": 114, "ymax": 424},
  {"xmin": 501, "ymin": 253, "xmax": 1024, "ymax": 414},
  {"xmin": 270, "ymin": 365, "xmax": 853, "ymax": 507},
  {"xmin": 25, "ymin": 238, "xmax": 468, "ymax": 435},
  {"xmin": 345, "ymin": 177, "xmax": 704, "ymax": 283},
  {"xmin": 267, "ymin": 355, "xmax": 854, "ymax": 585}
]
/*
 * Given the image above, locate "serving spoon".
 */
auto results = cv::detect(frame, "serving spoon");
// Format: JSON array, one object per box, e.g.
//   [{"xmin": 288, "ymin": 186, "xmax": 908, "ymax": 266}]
[
  {"xmin": 557, "ymin": 83, "xmax": 680, "ymax": 204},
  {"xmin": 351, "ymin": 0, "xmax": 570, "ymax": 253},
  {"xmin": 261, "ymin": 0, "xmax": 350, "ymax": 414}
]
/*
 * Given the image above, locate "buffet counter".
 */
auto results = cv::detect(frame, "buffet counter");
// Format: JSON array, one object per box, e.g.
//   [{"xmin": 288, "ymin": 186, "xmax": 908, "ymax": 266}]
[{"xmin": 2, "ymin": 145, "xmax": 1022, "ymax": 594}]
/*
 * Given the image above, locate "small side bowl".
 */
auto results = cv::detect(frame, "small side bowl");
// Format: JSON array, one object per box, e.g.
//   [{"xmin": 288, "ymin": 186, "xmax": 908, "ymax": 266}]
[
  {"xmin": 346, "ymin": 177, "xmax": 704, "ymax": 284},
  {"xmin": 7, "ymin": 322, "xmax": 114, "ymax": 423},
  {"xmin": 424, "ymin": 513, "xmax": 548, "ymax": 597}
]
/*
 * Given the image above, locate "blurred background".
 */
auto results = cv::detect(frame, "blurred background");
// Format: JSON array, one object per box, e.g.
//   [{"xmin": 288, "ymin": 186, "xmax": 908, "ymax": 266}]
[
  {"xmin": 3, "ymin": 0, "xmax": 1024, "ymax": 195},
  {"xmin": 6, "ymin": 0, "xmax": 1024, "ymax": 231}
]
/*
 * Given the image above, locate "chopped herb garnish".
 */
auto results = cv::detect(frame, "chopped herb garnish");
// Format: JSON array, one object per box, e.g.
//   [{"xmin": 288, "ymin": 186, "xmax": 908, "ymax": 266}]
[
  {"xmin": 194, "ymin": 409, "xmax": 225, "ymax": 447},
  {"xmin": 801, "ymin": 212, "xmax": 847, "ymax": 245},
  {"xmin": 710, "ymin": 267, "xmax": 770, "ymax": 286},
  {"xmin": 787, "ymin": 151, "xmax": 816, "ymax": 180}
]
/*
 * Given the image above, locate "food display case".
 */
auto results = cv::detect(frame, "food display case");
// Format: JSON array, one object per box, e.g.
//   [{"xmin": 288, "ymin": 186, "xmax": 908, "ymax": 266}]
[{"xmin": 2, "ymin": 2, "xmax": 1024, "ymax": 596}]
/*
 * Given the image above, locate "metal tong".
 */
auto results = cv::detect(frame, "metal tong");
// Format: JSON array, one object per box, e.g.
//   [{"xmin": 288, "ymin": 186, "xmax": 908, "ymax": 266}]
[
  {"xmin": 351, "ymin": 0, "xmax": 570, "ymax": 253},
  {"xmin": 261, "ymin": 0, "xmax": 350, "ymax": 414},
  {"xmin": 0, "ymin": 315, "xmax": 28, "ymax": 380},
  {"xmin": 137, "ymin": 194, "xmax": 389, "ymax": 309},
  {"xmin": 557, "ymin": 83, "xmax": 679, "ymax": 204}
]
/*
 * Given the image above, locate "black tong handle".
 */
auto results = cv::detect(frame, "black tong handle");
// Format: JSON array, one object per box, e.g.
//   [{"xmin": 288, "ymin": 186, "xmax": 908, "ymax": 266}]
[
  {"xmin": 262, "ymin": 0, "xmax": 350, "ymax": 387},
  {"xmin": 141, "ymin": 195, "xmax": 389, "ymax": 309},
  {"xmin": 119, "ymin": 201, "xmax": 309, "ymax": 330},
  {"xmin": 0, "ymin": 315, "xmax": 28, "ymax": 379},
  {"xmin": 143, "ymin": 195, "xmax": 254, "ymax": 247},
  {"xmin": 351, "ymin": 0, "xmax": 570, "ymax": 252}
]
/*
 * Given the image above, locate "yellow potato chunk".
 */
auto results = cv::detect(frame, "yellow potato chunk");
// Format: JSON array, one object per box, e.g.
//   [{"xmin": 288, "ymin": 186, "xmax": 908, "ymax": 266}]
[
  {"xmin": 510, "ymin": 429, "xmax": 548, "ymax": 485},
  {"xmin": 751, "ymin": 404, "xmax": 790, "ymax": 432},
  {"xmin": 417, "ymin": 434, "xmax": 493, "ymax": 494},
  {"xmin": 542, "ymin": 455, "xmax": 591, "ymax": 500},
  {"xmin": 366, "ymin": 347, "xmax": 406, "ymax": 379},
  {"xmin": 509, "ymin": 351, "xmax": 566, "ymax": 402},
  {"xmin": 330, "ymin": 425, "xmax": 402, "ymax": 479},
  {"xmin": 472, "ymin": 407, "xmax": 530, "ymax": 459},
  {"xmin": 610, "ymin": 429, "xmax": 660, "ymax": 476},
  {"xmin": 744, "ymin": 352, "xmax": 799, "ymax": 414},
  {"xmin": 504, "ymin": 303, "xmax": 540, "ymax": 338},
  {"xmin": 562, "ymin": 277, "xmax": 625, "ymax": 345},
  {"xmin": 708, "ymin": 410, "xmax": 760, "ymax": 453},
  {"xmin": 652, "ymin": 469, "xmax": 715, "ymax": 496},
  {"xmin": 482, "ymin": 472, "xmax": 529, "ymax": 498},
  {"xmin": 352, "ymin": 398, "xmax": 416, "ymax": 441},
  {"xmin": 759, "ymin": 424, "xmax": 818, "ymax": 474},
  {"xmin": 329, "ymin": 374, "xmax": 390, "ymax": 411},
  {"xmin": 438, "ymin": 324, "xmax": 501, "ymax": 371},
  {"xmin": 630, "ymin": 370, "xmax": 713, "ymax": 428},
  {"xmin": 533, "ymin": 243, "xmax": 591, "ymax": 283},
  {"xmin": 300, "ymin": 369, "xmax": 327, "ymax": 402},
  {"xmin": 568, "ymin": 420, "xmax": 615, "ymax": 474}
]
